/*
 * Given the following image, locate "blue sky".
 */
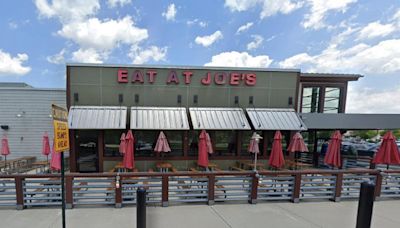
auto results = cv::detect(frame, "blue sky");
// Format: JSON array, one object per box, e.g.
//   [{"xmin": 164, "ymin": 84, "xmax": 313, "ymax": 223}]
[{"xmin": 0, "ymin": 0, "xmax": 400, "ymax": 113}]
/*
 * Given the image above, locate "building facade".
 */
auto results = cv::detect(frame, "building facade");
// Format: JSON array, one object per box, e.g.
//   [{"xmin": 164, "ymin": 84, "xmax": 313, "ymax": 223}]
[
  {"xmin": 66, "ymin": 64, "xmax": 360, "ymax": 172},
  {"xmin": 0, "ymin": 83, "xmax": 66, "ymax": 159}
]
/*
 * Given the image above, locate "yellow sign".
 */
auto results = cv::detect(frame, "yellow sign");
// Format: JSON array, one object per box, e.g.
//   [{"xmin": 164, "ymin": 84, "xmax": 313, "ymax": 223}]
[{"xmin": 52, "ymin": 105, "xmax": 70, "ymax": 152}]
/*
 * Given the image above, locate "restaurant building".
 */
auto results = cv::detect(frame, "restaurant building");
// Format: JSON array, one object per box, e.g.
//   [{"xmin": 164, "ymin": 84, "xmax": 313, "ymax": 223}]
[{"xmin": 66, "ymin": 64, "xmax": 362, "ymax": 172}]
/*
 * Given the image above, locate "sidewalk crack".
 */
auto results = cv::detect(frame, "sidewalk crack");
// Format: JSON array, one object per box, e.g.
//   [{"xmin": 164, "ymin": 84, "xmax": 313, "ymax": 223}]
[{"xmin": 210, "ymin": 206, "xmax": 233, "ymax": 228}]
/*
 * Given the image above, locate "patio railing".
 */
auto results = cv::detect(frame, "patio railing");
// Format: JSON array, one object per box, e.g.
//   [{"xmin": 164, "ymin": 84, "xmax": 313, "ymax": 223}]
[{"xmin": 0, "ymin": 169, "xmax": 399, "ymax": 210}]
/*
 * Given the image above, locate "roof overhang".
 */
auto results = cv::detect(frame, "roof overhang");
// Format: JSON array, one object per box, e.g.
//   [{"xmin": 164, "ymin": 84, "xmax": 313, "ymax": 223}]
[
  {"xmin": 246, "ymin": 108, "xmax": 307, "ymax": 131},
  {"xmin": 299, "ymin": 113, "xmax": 400, "ymax": 130},
  {"xmin": 130, "ymin": 107, "xmax": 189, "ymax": 130},
  {"xmin": 189, "ymin": 107, "xmax": 251, "ymax": 130},
  {"xmin": 68, "ymin": 106, "xmax": 127, "ymax": 129}
]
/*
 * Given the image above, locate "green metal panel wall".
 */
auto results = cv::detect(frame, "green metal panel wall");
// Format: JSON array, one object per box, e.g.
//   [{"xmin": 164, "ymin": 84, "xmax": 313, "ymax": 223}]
[{"xmin": 68, "ymin": 66, "xmax": 298, "ymax": 109}]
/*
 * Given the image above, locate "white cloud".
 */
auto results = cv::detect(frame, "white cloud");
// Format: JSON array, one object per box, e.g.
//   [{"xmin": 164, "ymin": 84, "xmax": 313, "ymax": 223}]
[
  {"xmin": 129, "ymin": 46, "xmax": 168, "ymax": 64},
  {"xmin": 47, "ymin": 48, "xmax": 66, "ymax": 64},
  {"xmin": 195, "ymin": 30, "xmax": 223, "ymax": 47},
  {"xmin": 247, "ymin": 35, "xmax": 264, "ymax": 50},
  {"xmin": 225, "ymin": 0, "xmax": 303, "ymax": 19},
  {"xmin": 205, "ymin": 51, "xmax": 273, "ymax": 67},
  {"xmin": 34, "ymin": 0, "xmax": 100, "ymax": 23},
  {"xmin": 57, "ymin": 16, "xmax": 148, "ymax": 62},
  {"xmin": 107, "ymin": 0, "xmax": 131, "ymax": 8},
  {"xmin": 72, "ymin": 48, "xmax": 103, "ymax": 63},
  {"xmin": 302, "ymin": 0, "xmax": 357, "ymax": 30},
  {"xmin": 162, "ymin": 3, "xmax": 177, "ymax": 21},
  {"xmin": 8, "ymin": 22, "xmax": 18, "ymax": 29},
  {"xmin": 0, "ymin": 50, "xmax": 31, "ymax": 76},
  {"xmin": 187, "ymin": 19, "xmax": 207, "ymax": 27},
  {"xmin": 279, "ymin": 39, "xmax": 400, "ymax": 74},
  {"xmin": 357, "ymin": 22, "xmax": 396, "ymax": 40},
  {"xmin": 346, "ymin": 85, "xmax": 400, "ymax": 113},
  {"xmin": 236, "ymin": 22, "xmax": 253, "ymax": 34}
]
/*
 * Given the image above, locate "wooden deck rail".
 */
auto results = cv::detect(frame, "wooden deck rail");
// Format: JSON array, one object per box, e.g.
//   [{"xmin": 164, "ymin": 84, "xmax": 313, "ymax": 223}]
[{"xmin": 0, "ymin": 169, "xmax": 398, "ymax": 210}]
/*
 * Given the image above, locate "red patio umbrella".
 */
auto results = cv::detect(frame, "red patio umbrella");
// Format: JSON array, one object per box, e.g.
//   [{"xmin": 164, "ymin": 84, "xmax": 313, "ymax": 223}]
[
  {"xmin": 372, "ymin": 131, "xmax": 400, "ymax": 169},
  {"xmin": 198, "ymin": 130, "xmax": 209, "ymax": 167},
  {"xmin": 154, "ymin": 131, "xmax": 171, "ymax": 153},
  {"xmin": 1, "ymin": 135, "xmax": 10, "ymax": 168},
  {"xmin": 50, "ymin": 139, "xmax": 61, "ymax": 171},
  {"xmin": 268, "ymin": 131, "xmax": 285, "ymax": 169},
  {"xmin": 248, "ymin": 132, "xmax": 262, "ymax": 171},
  {"xmin": 287, "ymin": 132, "xmax": 308, "ymax": 169},
  {"xmin": 42, "ymin": 132, "xmax": 51, "ymax": 163},
  {"xmin": 123, "ymin": 130, "xmax": 135, "ymax": 170},
  {"xmin": 324, "ymin": 130, "xmax": 342, "ymax": 168},
  {"xmin": 119, "ymin": 133, "xmax": 126, "ymax": 155}
]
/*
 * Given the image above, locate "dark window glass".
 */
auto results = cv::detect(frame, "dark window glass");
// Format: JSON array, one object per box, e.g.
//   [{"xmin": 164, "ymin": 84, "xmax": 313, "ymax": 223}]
[
  {"xmin": 211, "ymin": 131, "xmax": 236, "ymax": 156},
  {"xmin": 164, "ymin": 131, "xmax": 183, "ymax": 157},
  {"xmin": 76, "ymin": 130, "xmax": 98, "ymax": 172},
  {"xmin": 104, "ymin": 130, "xmax": 124, "ymax": 157},
  {"xmin": 134, "ymin": 131, "xmax": 157, "ymax": 157},
  {"xmin": 323, "ymin": 87, "xmax": 340, "ymax": 113},
  {"xmin": 188, "ymin": 131, "xmax": 199, "ymax": 157},
  {"xmin": 302, "ymin": 87, "xmax": 320, "ymax": 113}
]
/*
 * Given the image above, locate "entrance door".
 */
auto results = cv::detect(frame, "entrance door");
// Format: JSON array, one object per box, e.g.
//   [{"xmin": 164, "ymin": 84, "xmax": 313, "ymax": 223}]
[{"xmin": 76, "ymin": 131, "xmax": 99, "ymax": 172}]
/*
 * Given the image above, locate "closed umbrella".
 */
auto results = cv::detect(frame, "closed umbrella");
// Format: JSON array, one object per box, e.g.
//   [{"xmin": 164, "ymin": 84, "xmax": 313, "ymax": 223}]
[
  {"xmin": 123, "ymin": 130, "xmax": 135, "ymax": 170},
  {"xmin": 248, "ymin": 132, "xmax": 262, "ymax": 171},
  {"xmin": 119, "ymin": 133, "xmax": 126, "ymax": 155},
  {"xmin": 287, "ymin": 132, "xmax": 309, "ymax": 169},
  {"xmin": 268, "ymin": 131, "xmax": 285, "ymax": 169},
  {"xmin": 42, "ymin": 132, "xmax": 51, "ymax": 163},
  {"xmin": 372, "ymin": 131, "xmax": 400, "ymax": 169},
  {"xmin": 206, "ymin": 132, "xmax": 213, "ymax": 154},
  {"xmin": 198, "ymin": 130, "xmax": 209, "ymax": 167},
  {"xmin": 154, "ymin": 131, "xmax": 171, "ymax": 153},
  {"xmin": 50, "ymin": 139, "xmax": 61, "ymax": 171},
  {"xmin": 1, "ymin": 135, "xmax": 10, "ymax": 169},
  {"xmin": 324, "ymin": 130, "xmax": 342, "ymax": 169}
]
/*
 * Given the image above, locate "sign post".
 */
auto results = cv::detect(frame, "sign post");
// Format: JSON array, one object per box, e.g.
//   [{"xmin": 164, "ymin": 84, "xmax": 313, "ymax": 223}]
[{"xmin": 52, "ymin": 104, "xmax": 69, "ymax": 228}]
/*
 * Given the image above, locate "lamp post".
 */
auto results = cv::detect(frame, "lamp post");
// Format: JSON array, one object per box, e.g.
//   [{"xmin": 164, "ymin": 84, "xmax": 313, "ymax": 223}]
[{"xmin": 252, "ymin": 133, "xmax": 263, "ymax": 172}]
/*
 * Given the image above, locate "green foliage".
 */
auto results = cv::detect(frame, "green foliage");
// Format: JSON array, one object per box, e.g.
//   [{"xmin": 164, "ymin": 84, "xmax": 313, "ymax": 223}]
[{"xmin": 352, "ymin": 130, "xmax": 379, "ymax": 140}]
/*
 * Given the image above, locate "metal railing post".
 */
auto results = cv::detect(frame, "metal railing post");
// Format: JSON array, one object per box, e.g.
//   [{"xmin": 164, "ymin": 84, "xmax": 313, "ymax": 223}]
[
  {"xmin": 162, "ymin": 175, "xmax": 169, "ymax": 207},
  {"xmin": 137, "ymin": 187, "xmax": 146, "ymax": 228},
  {"xmin": 115, "ymin": 174, "xmax": 122, "ymax": 208},
  {"xmin": 374, "ymin": 172, "xmax": 382, "ymax": 200},
  {"xmin": 65, "ymin": 176, "xmax": 73, "ymax": 209},
  {"xmin": 249, "ymin": 172, "xmax": 259, "ymax": 204},
  {"xmin": 292, "ymin": 173, "xmax": 301, "ymax": 203},
  {"xmin": 15, "ymin": 177, "xmax": 24, "ymax": 210},
  {"xmin": 356, "ymin": 182, "xmax": 375, "ymax": 228},
  {"xmin": 333, "ymin": 173, "xmax": 343, "ymax": 202}
]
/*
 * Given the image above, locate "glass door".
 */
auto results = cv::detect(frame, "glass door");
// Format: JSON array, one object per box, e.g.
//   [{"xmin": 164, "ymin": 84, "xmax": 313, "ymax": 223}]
[{"xmin": 76, "ymin": 130, "xmax": 99, "ymax": 172}]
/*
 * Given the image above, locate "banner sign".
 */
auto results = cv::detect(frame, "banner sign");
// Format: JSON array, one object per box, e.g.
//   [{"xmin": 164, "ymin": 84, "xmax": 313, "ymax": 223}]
[{"xmin": 52, "ymin": 104, "xmax": 70, "ymax": 153}]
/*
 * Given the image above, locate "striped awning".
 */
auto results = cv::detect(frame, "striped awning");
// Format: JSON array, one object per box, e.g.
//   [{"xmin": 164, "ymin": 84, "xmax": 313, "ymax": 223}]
[
  {"xmin": 68, "ymin": 106, "xmax": 127, "ymax": 129},
  {"xmin": 189, "ymin": 107, "xmax": 251, "ymax": 130},
  {"xmin": 130, "ymin": 107, "xmax": 189, "ymax": 130},
  {"xmin": 246, "ymin": 108, "xmax": 307, "ymax": 131}
]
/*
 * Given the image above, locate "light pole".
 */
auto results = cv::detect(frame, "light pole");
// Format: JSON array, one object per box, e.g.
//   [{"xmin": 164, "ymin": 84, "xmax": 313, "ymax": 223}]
[{"xmin": 251, "ymin": 133, "xmax": 263, "ymax": 172}]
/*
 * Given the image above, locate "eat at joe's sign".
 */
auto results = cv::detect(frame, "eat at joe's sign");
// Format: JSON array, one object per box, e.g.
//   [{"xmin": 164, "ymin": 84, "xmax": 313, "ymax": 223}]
[{"xmin": 117, "ymin": 69, "xmax": 257, "ymax": 86}]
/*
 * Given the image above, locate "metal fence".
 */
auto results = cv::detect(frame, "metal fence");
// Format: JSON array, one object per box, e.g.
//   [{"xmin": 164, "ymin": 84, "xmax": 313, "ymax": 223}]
[{"xmin": 0, "ymin": 169, "xmax": 399, "ymax": 209}]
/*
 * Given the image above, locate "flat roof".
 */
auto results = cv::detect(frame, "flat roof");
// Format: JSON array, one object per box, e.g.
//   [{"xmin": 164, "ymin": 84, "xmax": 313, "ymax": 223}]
[
  {"xmin": 299, "ymin": 113, "xmax": 400, "ymax": 130},
  {"xmin": 301, "ymin": 72, "xmax": 363, "ymax": 79},
  {"xmin": 66, "ymin": 63, "xmax": 301, "ymax": 73}
]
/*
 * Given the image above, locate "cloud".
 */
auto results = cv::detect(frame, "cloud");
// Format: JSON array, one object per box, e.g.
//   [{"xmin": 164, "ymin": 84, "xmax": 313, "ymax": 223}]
[
  {"xmin": 47, "ymin": 48, "xmax": 66, "ymax": 64},
  {"xmin": 205, "ymin": 51, "xmax": 273, "ymax": 67},
  {"xmin": 187, "ymin": 19, "xmax": 207, "ymax": 27},
  {"xmin": 162, "ymin": 3, "xmax": 177, "ymax": 21},
  {"xmin": 346, "ymin": 85, "xmax": 400, "ymax": 113},
  {"xmin": 57, "ymin": 16, "xmax": 148, "ymax": 62},
  {"xmin": 129, "ymin": 46, "xmax": 168, "ymax": 64},
  {"xmin": 357, "ymin": 21, "xmax": 396, "ymax": 40},
  {"xmin": 225, "ymin": 0, "xmax": 303, "ymax": 19},
  {"xmin": 247, "ymin": 35, "xmax": 264, "ymax": 50},
  {"xmin": 279, "ymin": 39, "xmax": 400, "ymax": 74},
  {"xmin": 107, "ymin": 0, "xmax": 131, "ymax": 8},
  {"xmin": 34, "ymin": 0, "xmax": 100, "ymax": 23},
  {"xmin": 236, "ymin": 22, "xmax": 253, "ymax": 34},
  {"xmin": 0, "ymin": 50, "xmax": 31, "ymax": 76},
  {"xmin": 302, "ymin": 0, "xmax": 357, "ymax": 30},
  {"xmin": 8, "ymin": 22, "xmax": 18, "ymax": 29},
  {"xmin": 195, "ymin": 30, "xmax": 223, "ymax": 47},
  {"xmin": 72, "ymin": 48, "xmax": 103, "ymax": 63}
]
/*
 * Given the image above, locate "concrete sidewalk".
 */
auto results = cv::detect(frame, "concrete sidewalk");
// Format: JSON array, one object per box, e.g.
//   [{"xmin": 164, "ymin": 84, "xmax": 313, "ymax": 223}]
[{"xmin": 1, "ymin": 200, "xmax": 399, "ymax": 228}]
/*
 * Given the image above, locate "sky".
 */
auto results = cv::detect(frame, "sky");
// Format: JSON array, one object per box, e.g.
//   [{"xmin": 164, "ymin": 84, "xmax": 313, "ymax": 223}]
[{"xmin": 0, "ymin": 0, "xmax": 400, "ymax": 113}]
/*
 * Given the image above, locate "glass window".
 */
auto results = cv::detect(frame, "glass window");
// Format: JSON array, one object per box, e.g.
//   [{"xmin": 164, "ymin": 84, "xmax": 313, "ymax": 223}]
[
  {"xmin": 164, "ymin": 131, "xmax": 183, "ymax": 157},
  {"xmin": 188, "ymin": 131, "xmax": 199, "ymax": 157},
  {"xmin": 104, "ymin": 130, "xmax": 124, "ymax": 157},
  {"xmin": 323, "ymin": 87, "xmax": 340, "ymax": 113},
  {"xmin": 302, "ymin": 87, "xmax": 320, "ymax": 113},
  {"xmin": 76, "ymin": 130, "xmax": 98, "ymax": 172},
  {"xmin": 212, "ymin": 131, "xmax": 236, "ymax": 156},
  {"xmin": 134, "ymin": 131, "xmax": 157, "ymax": 157}
]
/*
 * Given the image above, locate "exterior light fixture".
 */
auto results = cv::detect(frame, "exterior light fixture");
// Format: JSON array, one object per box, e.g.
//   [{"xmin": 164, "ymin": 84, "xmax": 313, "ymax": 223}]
[{"xmin": 16, "ymin": 111, "xmax": 25, "ymax": 118}]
